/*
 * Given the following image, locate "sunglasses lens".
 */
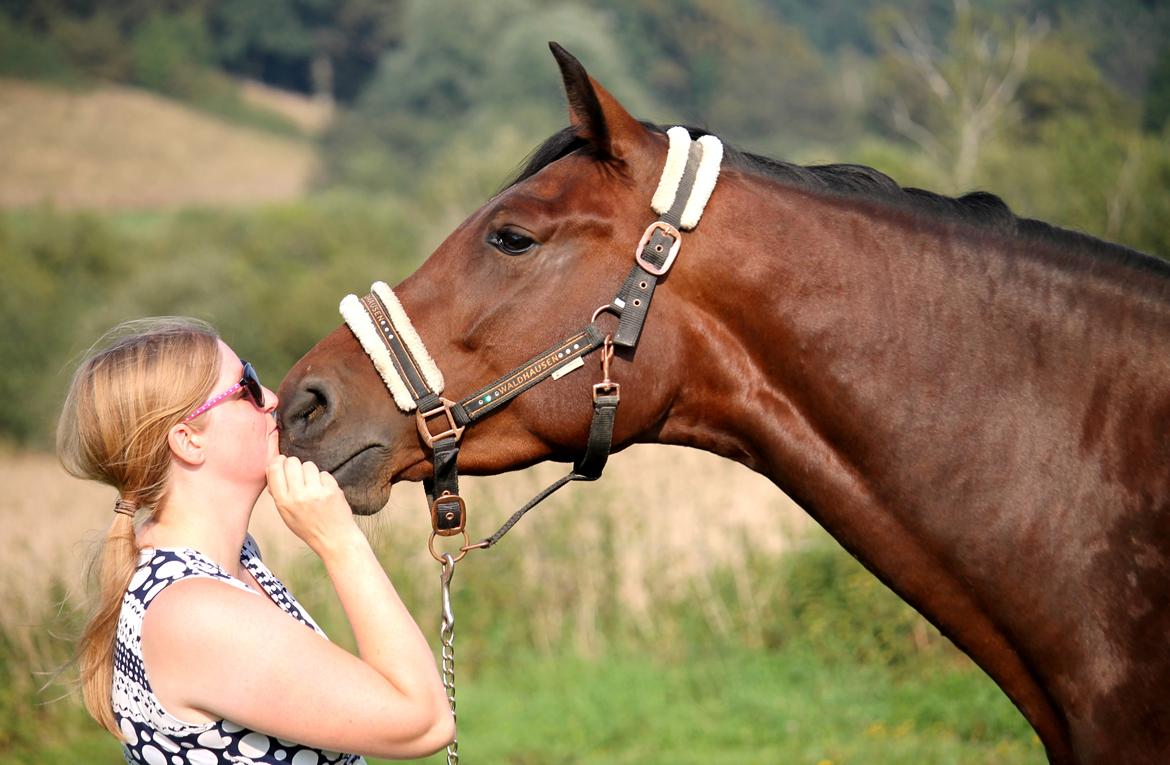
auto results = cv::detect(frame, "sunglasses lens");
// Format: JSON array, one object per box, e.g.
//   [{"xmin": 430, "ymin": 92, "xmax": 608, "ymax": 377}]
[{"xmin": 241, "ymin": 362, "xmax": 264, "ymax": 406}]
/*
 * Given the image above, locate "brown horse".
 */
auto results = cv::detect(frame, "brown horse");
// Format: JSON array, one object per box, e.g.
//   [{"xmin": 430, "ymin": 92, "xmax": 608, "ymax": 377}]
[{"xmin": 277, "ymin": 44, "xmax": 1170, "ymax": 764}]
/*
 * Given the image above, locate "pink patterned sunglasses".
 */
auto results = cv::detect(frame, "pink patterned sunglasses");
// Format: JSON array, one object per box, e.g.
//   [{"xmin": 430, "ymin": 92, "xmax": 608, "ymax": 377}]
[{"xmin": 182, "ymin": 361, "xmax": 265, "ymax": 423}]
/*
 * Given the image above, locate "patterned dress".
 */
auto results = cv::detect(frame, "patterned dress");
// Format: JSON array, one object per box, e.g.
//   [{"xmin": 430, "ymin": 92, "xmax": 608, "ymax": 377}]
[{"xmin": 112, "ymin": 536, "xmax": 366, "ymax": 765}]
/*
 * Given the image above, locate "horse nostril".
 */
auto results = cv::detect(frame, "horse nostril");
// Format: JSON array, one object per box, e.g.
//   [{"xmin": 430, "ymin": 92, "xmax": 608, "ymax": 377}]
[{"xmin": 280, "ymin": 380, "xmax": 334, "ymax": 439}]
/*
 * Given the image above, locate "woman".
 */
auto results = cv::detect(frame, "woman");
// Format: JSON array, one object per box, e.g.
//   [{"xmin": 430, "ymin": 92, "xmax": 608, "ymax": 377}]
[{"xmin": 58, "ymin": 317, "xmax": 454, "ymax": 764}]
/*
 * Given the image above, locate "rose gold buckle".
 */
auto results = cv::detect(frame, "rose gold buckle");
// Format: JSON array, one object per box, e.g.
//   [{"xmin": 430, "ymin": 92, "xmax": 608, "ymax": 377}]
[
  {"xmin": 593, "ymin": 381, "xmax": 620, "ymax": 402},
  {"xmin": 635, "ymin": 221, "xmax": 681, "ymax": 276},
  {"xmin": 416, "ymin": 397, "xmax": 465, "ymax": 447},
  {"xmin": 430, "ymin": 490, "xmax": 467, "ymax": 536}
]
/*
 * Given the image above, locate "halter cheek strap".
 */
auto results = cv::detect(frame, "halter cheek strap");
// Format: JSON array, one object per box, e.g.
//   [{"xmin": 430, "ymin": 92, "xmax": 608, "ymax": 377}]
[{"xmin": 340, "ymin": 126, "xmax": 723, "ymax": 556}]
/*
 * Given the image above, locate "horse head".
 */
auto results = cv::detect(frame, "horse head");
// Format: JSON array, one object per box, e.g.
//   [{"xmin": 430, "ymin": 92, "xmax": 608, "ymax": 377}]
[{"xmin": 277, "ymin": 44, "xmax": 729, "ymax": 515}]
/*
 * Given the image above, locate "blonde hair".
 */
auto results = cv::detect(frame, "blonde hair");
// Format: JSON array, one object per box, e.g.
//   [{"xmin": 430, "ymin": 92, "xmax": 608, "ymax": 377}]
[{"xmin": 57, "ymin": 317, "xmax": 221, "ymax": 737}]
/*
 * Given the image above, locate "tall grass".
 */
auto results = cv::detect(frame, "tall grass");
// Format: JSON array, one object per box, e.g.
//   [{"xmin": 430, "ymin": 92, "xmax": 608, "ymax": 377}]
[{"xmin": 1, "ymin": 448, "xmax": 1041, "ymax": 764}]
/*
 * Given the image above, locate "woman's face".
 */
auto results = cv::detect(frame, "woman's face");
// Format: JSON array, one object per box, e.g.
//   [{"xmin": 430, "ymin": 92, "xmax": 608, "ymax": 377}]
[{"xmin": 200, "ymin": 340, "xmax": 280, "ymax": 488}]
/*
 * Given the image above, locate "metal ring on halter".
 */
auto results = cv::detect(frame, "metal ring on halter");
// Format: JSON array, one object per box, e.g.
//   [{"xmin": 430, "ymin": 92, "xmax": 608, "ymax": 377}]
[
  {"xmin": 429, "ymin": 529, "xmax": 472, "ymax": 563},
  {"xmin": 592, "ymin": 303, "xmax": 621, "ymax": 323}
]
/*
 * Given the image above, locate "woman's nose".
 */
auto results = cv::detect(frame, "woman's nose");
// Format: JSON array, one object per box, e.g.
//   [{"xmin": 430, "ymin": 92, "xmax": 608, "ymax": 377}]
[{"xmin": 262, "ymin": 386, "xmax": 280, "ymax": 412}]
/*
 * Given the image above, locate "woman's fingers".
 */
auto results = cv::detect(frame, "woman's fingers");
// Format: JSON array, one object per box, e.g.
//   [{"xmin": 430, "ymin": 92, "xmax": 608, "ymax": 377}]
[
  {"xmin": 301, "ymin": 459, "xmax": 322, "ymax": 490},
  {"xmin": 267, "ymin": 455, "xmax": 289, "ymax": 499},
  {"xmin": 282, "ymin": 455, "xmax": 306, "ymax": 494}
]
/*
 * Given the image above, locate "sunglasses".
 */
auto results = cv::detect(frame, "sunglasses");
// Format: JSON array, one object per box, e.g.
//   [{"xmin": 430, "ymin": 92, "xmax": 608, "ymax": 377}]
[{"xmin": 182, "ymin": 360, "xmax": 265, "ymax": 423}]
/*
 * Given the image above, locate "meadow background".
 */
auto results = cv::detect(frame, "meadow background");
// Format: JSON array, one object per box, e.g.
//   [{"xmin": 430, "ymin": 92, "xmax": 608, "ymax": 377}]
[{"xmin": 3, "ymin": 0, "xmax": 1168, "ymax": 762}]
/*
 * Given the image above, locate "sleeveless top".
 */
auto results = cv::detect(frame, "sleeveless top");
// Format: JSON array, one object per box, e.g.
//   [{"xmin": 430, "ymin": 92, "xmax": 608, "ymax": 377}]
[{"xmin": 112, "ymin": 535, "xmax": 366, "ymax": 765}]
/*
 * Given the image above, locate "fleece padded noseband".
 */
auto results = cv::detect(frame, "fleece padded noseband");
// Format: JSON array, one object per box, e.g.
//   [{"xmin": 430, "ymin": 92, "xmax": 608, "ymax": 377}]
[{"xmin": 340, "ymin": 281, "xmax": 444, "ymax": 412}]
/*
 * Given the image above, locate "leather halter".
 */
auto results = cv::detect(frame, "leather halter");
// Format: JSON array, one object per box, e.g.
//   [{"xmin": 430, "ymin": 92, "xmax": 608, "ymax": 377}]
[{"xmin": 340, "ymin": 127, "xmax": 722, "ymax": 559}]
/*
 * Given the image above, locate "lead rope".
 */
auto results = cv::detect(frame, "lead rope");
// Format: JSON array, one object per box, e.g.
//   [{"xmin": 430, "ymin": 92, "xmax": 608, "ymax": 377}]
[{"xmin": 439, "ymin": 553, "xmax": 459, "ymax": 765}]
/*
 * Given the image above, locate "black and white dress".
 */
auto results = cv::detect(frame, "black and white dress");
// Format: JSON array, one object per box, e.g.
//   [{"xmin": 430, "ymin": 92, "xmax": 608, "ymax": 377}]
[{"xmin": 112, "ymin": 536, "xmax": 366, "ymax": 765}]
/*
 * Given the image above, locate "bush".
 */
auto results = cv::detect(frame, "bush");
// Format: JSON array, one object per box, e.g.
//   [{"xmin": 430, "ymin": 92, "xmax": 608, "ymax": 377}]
[
  {"xmin": 130, "ymin": 12, "xmax": 211, "ymax": 95},
  {"xmin": 0, "ymin": 194, "xmax": 426, "ymax": 448},
  {"xmin": 0, "ymin": 15, "xmax": 82, "ymax": 84}
]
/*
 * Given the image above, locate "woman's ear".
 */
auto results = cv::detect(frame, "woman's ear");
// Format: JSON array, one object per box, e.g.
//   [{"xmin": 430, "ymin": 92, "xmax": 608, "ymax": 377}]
[{"xmin": 168, "ymin": 422, "xmax": 206, "ymax": 467}]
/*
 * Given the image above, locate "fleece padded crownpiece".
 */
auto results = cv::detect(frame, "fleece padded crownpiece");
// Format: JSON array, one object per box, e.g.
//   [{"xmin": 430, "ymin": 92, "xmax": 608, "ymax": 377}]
[{"xmin": 649, "ymin": 127, "xmax": 723, "ymax": 231}]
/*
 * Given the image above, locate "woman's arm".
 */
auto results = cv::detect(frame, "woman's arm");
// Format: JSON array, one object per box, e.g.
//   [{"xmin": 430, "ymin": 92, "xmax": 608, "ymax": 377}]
[{"xmin": 141, "ymin": 456, "xmax": 453, "ymax": 758}]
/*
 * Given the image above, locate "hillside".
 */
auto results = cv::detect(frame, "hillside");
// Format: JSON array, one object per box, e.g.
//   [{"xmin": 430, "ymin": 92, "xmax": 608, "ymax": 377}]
[{"xmin": 0, "ymin": 78, "xmax": 320, "ymax": 210}]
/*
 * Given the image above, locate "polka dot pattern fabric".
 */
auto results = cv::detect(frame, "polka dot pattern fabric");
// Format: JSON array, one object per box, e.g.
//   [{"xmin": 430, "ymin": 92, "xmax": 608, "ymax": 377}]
[{"xmin": 113, "ymin": 536, "xmax": 366, "ymax": 765}]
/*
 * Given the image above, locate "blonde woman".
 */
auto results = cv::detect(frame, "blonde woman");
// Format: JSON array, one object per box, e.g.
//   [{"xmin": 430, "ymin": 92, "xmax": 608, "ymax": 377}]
[{"xmin": 58, "ymin": 317, "xmax": 453, "ymax": 765}]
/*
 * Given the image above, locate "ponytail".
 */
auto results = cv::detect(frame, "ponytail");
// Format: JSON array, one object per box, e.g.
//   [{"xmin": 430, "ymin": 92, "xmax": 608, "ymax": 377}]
[
  {"xmin": 77, "ymin": 511, "xmax": 139, "ymax": 735},
  {"xmin": 58, "ymin": 317, "xmax": 220, "ymax": 736}
]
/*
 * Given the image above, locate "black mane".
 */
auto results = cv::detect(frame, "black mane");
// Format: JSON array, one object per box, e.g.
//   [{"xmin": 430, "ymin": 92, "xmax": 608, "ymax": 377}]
[{"xmin": 506, "ymin": 123, "xmax": 1166, "ymax": 281}]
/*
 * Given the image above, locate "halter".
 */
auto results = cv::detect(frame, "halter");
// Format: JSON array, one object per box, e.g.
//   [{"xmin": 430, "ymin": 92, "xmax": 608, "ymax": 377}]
[
  {"xmin": 341, "ymin": 126, "xmax": 721, "ymax": 765},
  {"xmin": 339, "ymin": 126, "xmax": 723, "ymax": 559}
]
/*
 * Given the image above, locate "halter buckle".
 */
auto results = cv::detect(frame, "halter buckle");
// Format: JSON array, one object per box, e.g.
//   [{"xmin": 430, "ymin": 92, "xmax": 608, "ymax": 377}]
[
  {"xmin": 593, "ymin": 381, "xmax": 621, "ymax": 401},
  {"xmin": 635, "ymin": 221, "xmax": 681, "ymax": 276},
  {"xmin": 416, "ymin": 397, "xmax": 465, "ymax": 447},
  {"xmin": 430, "ymin": 490, "xmax": 467, "ymax": 536}
]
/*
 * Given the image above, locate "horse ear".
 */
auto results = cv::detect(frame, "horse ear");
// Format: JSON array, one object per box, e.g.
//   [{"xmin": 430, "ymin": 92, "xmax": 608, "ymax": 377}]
[{"xmin": 549, "ymin": 41, "xmax": 646, "ymax": 161}]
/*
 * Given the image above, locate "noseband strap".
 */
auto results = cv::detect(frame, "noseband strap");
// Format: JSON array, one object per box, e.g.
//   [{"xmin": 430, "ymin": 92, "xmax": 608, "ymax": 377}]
[{"xmin": 340, "ymin": 126, "xmax": 722, "ymax": 553}]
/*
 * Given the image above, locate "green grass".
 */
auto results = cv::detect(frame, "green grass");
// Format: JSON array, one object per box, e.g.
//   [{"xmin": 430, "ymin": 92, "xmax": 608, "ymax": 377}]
[
  {"xmin": 406, "ymin": 650, "xmax": 1042, "ymax": 765},
  {"xmin": 1, "ymin": 515, "xmax": 1044, "ymax": 765},
  {"xmin": 395, "ymin": 655, "xmax": 1043, "ymax": 765},
  {"xmin": 8, "ymin": 649, "xmax": 1040, "ymax": 765}
]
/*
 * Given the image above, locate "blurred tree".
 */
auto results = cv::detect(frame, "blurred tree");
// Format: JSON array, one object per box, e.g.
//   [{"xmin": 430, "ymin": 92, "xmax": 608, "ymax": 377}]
[
  {"xmin": 1019, "ymin": 0, "xmax": 1170, "ymax": 97},
  {"xmin": 207, "ymin": 0, "xmax": 403, "ymax": 102},
  {"xmin": 130, "ymin": 10, "xmax": 211, "ymax": 94},
  {"xmin": 1013, "ymin": 32, "xmax": 1129, "ymax": 134},
  {"xmin": 0, "ymin": 0, "xmax": 206, "ymax": 81},
  {"xmin": 207, "ymin": 0, "xmax": 315, "ymax": 93},
  {"xmin": 763, "ymin": 0, "xmax": 944, "ymax": 54},
  {"xmin": 322, "ymin": 0, "xmax": 653, "ymax": 194},
  {"xmin": 980, "ymin": 114, "xmax": 1169, "ymax": 259},
  {"xmin": 599, "ymin": 0, "xmax": 843, "ymax": 149},
  {"xmin": 872, "ymin": 0, "xmax": 1047, "ymax": 191},
  {"xmin": 1144, "ymin": 46, "xmax": 1170, "ymax": 133}
]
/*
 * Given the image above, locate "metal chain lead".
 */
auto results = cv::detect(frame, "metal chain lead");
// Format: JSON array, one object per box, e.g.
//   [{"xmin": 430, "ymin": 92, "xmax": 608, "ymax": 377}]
[{"xmin": 439, "ymin": 553, "xmax": 459, "ymax": 765}]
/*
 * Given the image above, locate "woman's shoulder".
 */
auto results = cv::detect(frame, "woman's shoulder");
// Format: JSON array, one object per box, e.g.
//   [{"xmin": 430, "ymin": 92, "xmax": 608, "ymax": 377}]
[
  {"xmin": 143, "ymin": 573, "xmax": 260, "ymax": 625},
  {"xmin": 138, "ymin": 572, "xmax": 274, "ymax": 672}
]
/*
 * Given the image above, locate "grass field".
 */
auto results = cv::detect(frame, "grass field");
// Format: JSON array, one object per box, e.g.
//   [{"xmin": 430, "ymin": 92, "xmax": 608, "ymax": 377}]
[
  {"xmin": 0, "ymin": 78, "xmax": 318, "ymax": 210},
  {"xmin": 0, "ymin": 446, "xmax": 1043, "ymax": 764}
]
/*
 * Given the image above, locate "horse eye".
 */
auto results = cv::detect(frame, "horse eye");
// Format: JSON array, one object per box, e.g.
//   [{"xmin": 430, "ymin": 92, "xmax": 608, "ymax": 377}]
[{"xmin": 488, "ymin": 228, "xmax": 538, "ymax": 255}]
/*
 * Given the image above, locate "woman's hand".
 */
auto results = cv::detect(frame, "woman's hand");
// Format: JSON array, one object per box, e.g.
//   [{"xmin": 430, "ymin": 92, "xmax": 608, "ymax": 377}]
[{"xmin": 266, "ymin": 455, "xmax": 361, "ymax": 557}]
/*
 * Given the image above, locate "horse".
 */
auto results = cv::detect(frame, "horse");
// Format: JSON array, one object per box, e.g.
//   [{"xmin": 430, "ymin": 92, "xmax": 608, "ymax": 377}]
[{"xmin": 276, "ymin": 43, "xmax": 1170, "ymax": 764}]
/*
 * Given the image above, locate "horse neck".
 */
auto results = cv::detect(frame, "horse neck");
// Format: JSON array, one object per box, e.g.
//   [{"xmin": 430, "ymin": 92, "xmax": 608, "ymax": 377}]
[{"xmin": 660, "ymin": 175, "xmax": 1170, "ymax": 531}]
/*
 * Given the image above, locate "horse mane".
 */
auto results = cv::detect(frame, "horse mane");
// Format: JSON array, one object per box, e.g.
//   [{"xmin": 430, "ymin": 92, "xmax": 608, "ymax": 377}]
[{"xmin": 507, "ymin": 124, "xmax": 1170, "ymax": 284}]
